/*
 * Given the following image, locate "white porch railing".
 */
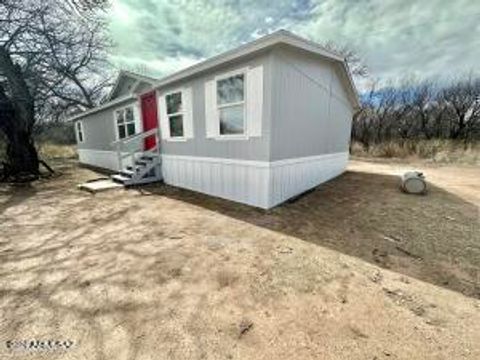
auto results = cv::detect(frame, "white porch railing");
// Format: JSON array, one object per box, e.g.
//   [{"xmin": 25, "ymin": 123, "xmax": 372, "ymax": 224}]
[{"xmin": 111, "ymin": 127, "xmax": 161, "ymax": 171}]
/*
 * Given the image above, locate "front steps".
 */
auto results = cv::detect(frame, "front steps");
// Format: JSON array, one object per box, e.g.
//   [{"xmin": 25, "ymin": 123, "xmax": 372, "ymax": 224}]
[{"xmin": 111, "ymin": 153, "xmax": 162, "ymax": 186}]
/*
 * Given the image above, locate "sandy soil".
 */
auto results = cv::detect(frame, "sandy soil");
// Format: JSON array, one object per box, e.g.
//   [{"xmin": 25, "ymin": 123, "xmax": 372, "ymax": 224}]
[{"xmin": 0, "ymin": 158, "xmax": 479, "ymax": 360}]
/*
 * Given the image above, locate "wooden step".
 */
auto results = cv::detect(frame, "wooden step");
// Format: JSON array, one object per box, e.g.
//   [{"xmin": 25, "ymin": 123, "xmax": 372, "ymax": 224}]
[
  {"xmin": 140, "ymin": 155, "xmax": 156, "ymax": 161},
  {"xmin": 119, "ymin": 169, "xmax": 135, "ymax": 178},
  {"xmin": 126, "ymin": 165, "xmax": 144, "ymax": 172},
  {"xmin": 135, "ymin": 160, "xmax": 148, "ymax": 167},
  {"xmin": 111, "ymin": 174, "xmax": 131, "ymax": 184}
]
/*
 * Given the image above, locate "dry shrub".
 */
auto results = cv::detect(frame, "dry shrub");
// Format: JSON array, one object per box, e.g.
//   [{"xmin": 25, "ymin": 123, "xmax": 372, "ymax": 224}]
[
  {"xmin": 0, "ymin": 140, "xmax": 76, "ymax": 164},
  {"xmin": 38, "ymin": 143, "xmax": 77, "ymax": 160},
  {"xmin": 350, "ymin": 141, "xmax": 367, "ymax": 157},
  {"xmin": 374, "ymin": 142, "xmax": 407, "ymax": 158},
  {"xmin": 351, "ymin": 140, "xmax": 480, "ymax": 164}
]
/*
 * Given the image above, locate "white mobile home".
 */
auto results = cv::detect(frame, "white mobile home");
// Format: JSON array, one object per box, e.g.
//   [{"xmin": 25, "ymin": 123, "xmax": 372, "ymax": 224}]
[{"xmin": 70, "ymin": 30, "xmax": 359, "ymax": 209}]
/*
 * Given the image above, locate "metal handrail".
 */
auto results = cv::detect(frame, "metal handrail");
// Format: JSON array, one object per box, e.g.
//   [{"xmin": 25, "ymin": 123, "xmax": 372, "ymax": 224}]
[
  {"xmin": 111, "ymin": 127, "xmax": 158, "ymax": 146},
  {"xmin": 117, "ymin": 144, "xmax": 159, "ymax": 160}
]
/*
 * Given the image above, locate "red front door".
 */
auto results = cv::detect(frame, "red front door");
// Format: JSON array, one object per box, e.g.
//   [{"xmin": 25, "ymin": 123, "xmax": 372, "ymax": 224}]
[{"xmin": 140, "ymin": 91, "xmax": 158, "ymax": 150}]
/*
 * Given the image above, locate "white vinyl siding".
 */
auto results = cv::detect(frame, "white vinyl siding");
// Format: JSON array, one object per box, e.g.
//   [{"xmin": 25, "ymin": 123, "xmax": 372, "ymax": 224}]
[
  {"xmin": 159, "ymin": 88, "xmax": 193, "ymax": 141},
  {"xmin": 161, "ymin": 152, "xmax": 348, "ymax": 209},
  {"xmin": 205, "ymin": 65, "xmax": 263, "ymax": 139}
]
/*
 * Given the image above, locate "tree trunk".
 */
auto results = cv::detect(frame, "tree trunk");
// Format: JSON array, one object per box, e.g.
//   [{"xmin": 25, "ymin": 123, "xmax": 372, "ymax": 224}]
[
  {"xmin": 0, "ymin": 46, "xmax": 39, "ymax": 180},
  {"xmin": 0, "ymin": 91, "xmax": 39, "ymax": 180},
  {"xmin": 5, "ymin": 129, "xmax": 39, "ymax": 178}
]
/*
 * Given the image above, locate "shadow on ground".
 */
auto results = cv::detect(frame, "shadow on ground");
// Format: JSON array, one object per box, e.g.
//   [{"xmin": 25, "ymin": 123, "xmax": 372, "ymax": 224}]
[
  {"xmin": 141, "ymin": 170, "xmax": 480, "ymax": 299},
  {"xmin": 1, "ymin": 162, "xmax": 479, "ymax": 360},
  {"xmin": 0, "ymin": 184, "xmax": 37, "ymax": 216}
]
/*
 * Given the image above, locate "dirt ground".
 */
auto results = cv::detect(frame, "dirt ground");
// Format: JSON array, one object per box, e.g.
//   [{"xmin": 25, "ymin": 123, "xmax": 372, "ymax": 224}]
[{"xmin": 0, "ymin": 158, "xmax": 479, "ymax": 360}]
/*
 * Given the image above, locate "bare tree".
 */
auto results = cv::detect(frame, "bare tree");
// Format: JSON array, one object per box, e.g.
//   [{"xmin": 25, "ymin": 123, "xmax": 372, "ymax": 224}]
[
  {"xmin": 323, "ymin": 41, "xmax": 368, "ymax": 78},
  {"xmin": 351, "ymin": 83, "xmax": 379, "ymax": 150},
  {"xmin": 352, "ymin": 76, "xmax": 480, "ymax": 148},
  {"xmin": 0, "ymin": 0, "xmax": 111, "ymax": 180},
  {"xmin": 441, "ymin": 77, "xmax": 480, "ymax": 141}
]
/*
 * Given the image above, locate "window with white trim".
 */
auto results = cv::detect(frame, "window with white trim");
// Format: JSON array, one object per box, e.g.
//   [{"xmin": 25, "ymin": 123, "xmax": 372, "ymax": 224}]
[
  {"xmin": 216, "ymin": 72, "xmax": 245, "ymax": 135},
  {"xmin": 165, "ymin": 91, "xmax": 184, "ymax": 138},
  {"xmin": 115, "ymin": 106, "xmax": 136, "ymax": 139},
  {"xmin": 76, "ymin": 121, "xmax": 84, "ymax": 143}
]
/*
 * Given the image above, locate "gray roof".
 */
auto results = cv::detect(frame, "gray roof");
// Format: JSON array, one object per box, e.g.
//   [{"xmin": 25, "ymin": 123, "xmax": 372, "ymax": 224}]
[
  {"xmin": 121, "ymin": 69, "xmax": 158, "ymax": 84},
  {"xmin": 106, "ymin": 69, "xmax": 158, "ymax": 101}
]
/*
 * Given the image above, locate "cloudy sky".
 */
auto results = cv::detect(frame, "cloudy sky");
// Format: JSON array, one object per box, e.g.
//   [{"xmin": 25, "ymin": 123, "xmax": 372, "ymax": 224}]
[{"xmin": 108, "ymin": 0, "xmax": 480, "ymax": 90}]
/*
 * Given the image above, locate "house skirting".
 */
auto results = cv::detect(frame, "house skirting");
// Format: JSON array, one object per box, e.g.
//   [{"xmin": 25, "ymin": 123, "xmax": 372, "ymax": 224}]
[
  {"xmin": 77, "ymin": 149, "xmax": 134, "ymax": 171},
  {"xmin": 77, "ymin": 149, "xmax": 348, "ymax": 208},
  {"xmin": 162, "ymin": 152, "xmax": 348, "ymax": 209}
]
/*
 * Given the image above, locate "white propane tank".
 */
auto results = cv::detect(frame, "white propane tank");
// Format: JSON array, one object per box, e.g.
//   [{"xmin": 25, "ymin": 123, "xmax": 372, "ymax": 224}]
[{"xmin": 400, "ymin": 171, "xmax": 427, "ymax": 194}]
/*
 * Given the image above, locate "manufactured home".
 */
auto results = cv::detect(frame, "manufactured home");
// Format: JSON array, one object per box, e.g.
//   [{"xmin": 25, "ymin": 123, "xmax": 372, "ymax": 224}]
[{"xmin": 70, "ymin": 30, "xmax": 359, "ymax": 209}]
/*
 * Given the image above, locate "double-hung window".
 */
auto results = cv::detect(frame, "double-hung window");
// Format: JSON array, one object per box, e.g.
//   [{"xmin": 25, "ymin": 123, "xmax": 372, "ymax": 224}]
[
  {"xmin": 205, "ymin": 65, "xmax": 263, "ymax": 139},
  {"xmin": 76, "ymin": 121, "xmax": 84, "ymax": 142},
  {"xmin": 216, "ymin": 72, "xmax": 245, "ymax": 135},
  {"xmin": 166, "ymin": 91, "xmax": 184, "ymax": 138},
  {"xmin": 115, "ymin": 106, "xmax": 136, "ymax": 139}
]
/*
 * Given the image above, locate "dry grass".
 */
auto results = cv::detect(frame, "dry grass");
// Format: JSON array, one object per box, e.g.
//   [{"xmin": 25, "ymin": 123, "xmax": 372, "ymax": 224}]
[
  {"xmin": 0, "ymin": 141, "xmax": 76, "ymax": 163},
  {"xmin": 351, "ymin": 140, "xmax": 480, "ymax": 164},
  {"xmin": 37, "ymin": 142, "xmax": 77, "ymax": 160}
]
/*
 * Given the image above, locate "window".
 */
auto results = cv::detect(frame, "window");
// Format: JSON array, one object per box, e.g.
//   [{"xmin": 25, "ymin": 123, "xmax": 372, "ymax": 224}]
[
  {"xmin": 115, "ymin": 106, "xmax": 136, "ymax": 139},
  {"xmin": 166, "ymin": 91, "xmax": 184, "ymax": 138},
  {"xmin": 76, "ymin": 121, "xmax": 84, "ymax": 142},
  {"xmin": 160, "ymin": 88, "xmax": 193, "ymax": 141},
  {"xmin": 217, "ymin": 73, "xmax": 245, "ymax": 135},
  {"xmin": 205, "ymin": 66, "xmax": 263, "ymax": 139}
]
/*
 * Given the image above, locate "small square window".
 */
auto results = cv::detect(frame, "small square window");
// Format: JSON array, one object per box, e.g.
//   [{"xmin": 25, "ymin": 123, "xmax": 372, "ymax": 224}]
[{"xmin": 115, "ymin": 106, "xmax": 136, "ymax": 140}]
